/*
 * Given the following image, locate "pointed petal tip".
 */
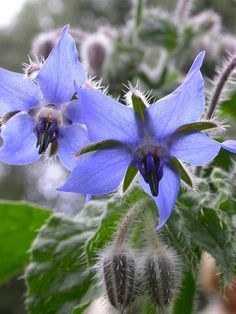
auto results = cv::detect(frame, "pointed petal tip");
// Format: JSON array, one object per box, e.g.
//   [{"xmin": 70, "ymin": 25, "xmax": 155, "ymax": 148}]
[
  {"xmin": 61, "ymin": 24, "xmax": 70, "ymax": 33},
  {"xmin": 56, "ymin": 185, "xmax": 67, "ymax": 193},
  {"xmin": 221, "ymin": 140, "xmax": 236, "ymax": 153},
  {"xmin": 188, "ymin": 51, "xmax": 205, "ymax": 75},
  {"xmin": 85, "ymin": 194, "xmax": 92, "ymax": 203},
  {"xmin": 155, "ymin": 222, "xmax": 165, "ymax": 233}
]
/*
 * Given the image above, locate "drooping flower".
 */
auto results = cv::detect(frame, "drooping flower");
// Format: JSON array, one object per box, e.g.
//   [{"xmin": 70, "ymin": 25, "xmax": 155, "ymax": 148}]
[
  {"xmin": 60, "ymin": 52, "xmax": 236, "ymax": 231},
  {"xmin": 0, "ymin": 25, "xmax": 89, "ymax": 170}
]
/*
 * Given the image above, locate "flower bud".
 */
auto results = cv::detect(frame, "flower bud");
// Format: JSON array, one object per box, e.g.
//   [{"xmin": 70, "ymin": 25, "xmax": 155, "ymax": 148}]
[
  {"xmin": 188, "ymin": 10, "xmax": 222, "ymax": 34},
  {"xmin": 32, "ymin": 30, "xmax": 60, "ymax": 60},
  {"xmin": 23, "ymin": 58, "xmax": 43, "ymax": 79},
  {"xmin": 96, "ymin": 245, "xmax": 136, "ymax": 312},
  {"xmin": 81, "ymin": 31, "xmax": 112, "ymax": 77},
  {"xmin": 143, "ymin": 246, "xmax": 182, "ymax": 309}
]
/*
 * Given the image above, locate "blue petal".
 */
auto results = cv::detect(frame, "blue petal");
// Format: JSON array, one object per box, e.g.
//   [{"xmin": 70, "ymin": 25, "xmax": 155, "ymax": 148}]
[
  {"xmin": 36, "ymin": 25, "xmax": 87, "ymax": 105},
  {"xmin": 58, "ymin": 124, "xmax": 89, "ymax": 170},
  {"xmin": 64, "ymin": 99, "xmax": 85, "ymax": 124},
  {"xmin": 221, "ymin": 140, "xmax": 236, "ymax": 153},
  {"xmin": 140, "ymin": 163, "xmax": 180, "ymax": 232},
  {"xmin": 169, "ymin": 131, "xmax": 221, "ymax": 166},
  {"xmin": 59, "ymin": 146, "xmax": 132, "ymax": 194},
  {"xmin": 0, "ymin": 68, "xmax": 40, "ymax": 114},
  {"xmin": 76, "ymin": 87, "xmax": 142, "ymax": 146},
  {"xmin": 0, "ymin": 113, "xmax": 39, "ymax": 165},
  {"xmin": 145, "ymin": 52, "xmax": 205, "ymax": 140}
]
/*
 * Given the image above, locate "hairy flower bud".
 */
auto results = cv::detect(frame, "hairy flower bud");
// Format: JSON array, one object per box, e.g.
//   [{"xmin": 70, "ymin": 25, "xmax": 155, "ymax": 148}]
[
  {"xmin": 143, "ymin": 246, "xmax": 182, "ymax": 309},
  {"xmin": 81, "ymin": 31, "xmax": 112, "ymax": 77},
  {"xmin": 96, "ymin": 245, "xmax": 136, "ymax": 312},
  {"xmin": 188, "ymin": 10, "xmax": 222, "ymax": 34},
  {"xmin": 23, "ymin": 57, "xmax": 44, "ymax": 79},
  {"xmin": 32, "ymin": 30, "xmax": 60, "ymax": 59}
]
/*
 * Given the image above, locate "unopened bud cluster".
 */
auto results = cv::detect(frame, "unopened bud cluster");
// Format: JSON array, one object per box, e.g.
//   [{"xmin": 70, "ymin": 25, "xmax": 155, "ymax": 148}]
[{"xmin": 96, "ymin": 243, "xmax": 182, "ymax": 312}]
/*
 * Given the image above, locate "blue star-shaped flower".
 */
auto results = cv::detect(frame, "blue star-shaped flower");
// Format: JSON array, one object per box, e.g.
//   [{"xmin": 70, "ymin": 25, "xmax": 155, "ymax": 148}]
[
  {"xmin": 60, "ymin": 52, "xmax": 236, "ymax": 231},
  {"xmin": 0, "ymin": 25, "xmax": 88, "ymax": 170}
]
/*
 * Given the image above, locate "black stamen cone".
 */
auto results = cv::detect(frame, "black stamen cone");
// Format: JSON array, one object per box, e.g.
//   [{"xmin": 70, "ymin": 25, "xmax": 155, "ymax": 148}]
[
  {"xmin": 138, "ymin": 153, "xmax": 163, "ymax": 197},
  {"xmin": 147, "ymin": 171, "xmax": 159, "ymax": 196},
  {"xmin": 35, "ymin": 117, "xmax": 59, "ymax": 154}
]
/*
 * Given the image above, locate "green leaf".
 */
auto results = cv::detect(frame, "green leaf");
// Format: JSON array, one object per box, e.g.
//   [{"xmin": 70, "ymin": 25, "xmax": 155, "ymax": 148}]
[
  {"xmin": 72, "ymin": 302, "xmax": 92, "ymax": 314},
  {"xmin": 172, "ymin": 271, "xmax": 196, "ymax": 314},
  {"xmin": 175, "ymin": 121, "xmax": 219, "ymax": 133},
  {"xmin": 0, "ymin": 201, "xmax": 50, "ymax": 284},
  {"xmin": 123, "ymin": 166, "xmax": 138, "ymax": 192},
  {"xmin": 181, "ymin": 207, "xmax": 234, "ymax": 284},
  {"xmin": 76, "ymin": 140, "xmax": 120, "ymax": 157},
  {"xmin": 172, "ymin": 158, "xmax": 193, "ymax": 188},
  {"xmin": 25, "ymin": 189, "xmax": 149, "ymax": 313},
  {"xmin": 25, "ymin": 200, "xmax": 105, "ymax": 314},
  {"xmin": 162, "ymin": 210, "xmax": 202, "ymax": 274},
  {"xmin": 220, "ymin": 92, "xmax": 236, "ymax": 120},
  {"xmin": 131, "ymin": 93, "xmax": 147, "ymax": 120}
]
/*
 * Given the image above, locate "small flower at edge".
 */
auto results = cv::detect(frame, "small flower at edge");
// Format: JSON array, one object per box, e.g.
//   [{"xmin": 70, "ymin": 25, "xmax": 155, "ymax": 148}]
[{"xmin": 0, "ymin": 25, "xmax": 89, "ymax": 171}]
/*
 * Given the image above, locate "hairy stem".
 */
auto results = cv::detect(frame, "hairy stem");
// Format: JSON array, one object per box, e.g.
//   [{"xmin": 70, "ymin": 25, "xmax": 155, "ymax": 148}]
[
  {"xmin": 144, "ymin": 209, "xmax": 160, "ymax": 249},
  {"xmin": 114, "ymin": 201, "xmax": 146, "ymax": 248},
  {"xmin": 206, "ymin": 56, "xmax": 236, "ymax": 119}
]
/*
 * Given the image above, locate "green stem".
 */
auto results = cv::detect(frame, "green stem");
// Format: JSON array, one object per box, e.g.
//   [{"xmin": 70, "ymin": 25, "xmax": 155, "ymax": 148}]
[
  {"xmin": 114, "ymin": 200, "xmax": 146, "ymax": 248},
  {"xmin": 144, "ymin": 209, "xmax": 160, "ymax": 249},
  {"xmin": 135, "ymin": 0, "xmax": 144, "ymax": 29},
  {"xmin": 172, "ymin": 271, "xmax": 196, "ymax": 314}
]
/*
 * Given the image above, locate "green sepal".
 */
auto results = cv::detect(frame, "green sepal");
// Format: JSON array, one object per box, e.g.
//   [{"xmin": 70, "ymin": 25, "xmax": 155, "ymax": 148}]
[
  {"xmin": 172, "ymin": 158, "xmax": 193, "ymax": 188},
  {"xmin": 76, "ymin": 140, "xmax": 120, "ymax": 157},
  {"xmin": 131, "ymin": 93, "xmax": 147, "ymax": 120},
  {"xmin": 175, "ymin": 121, "xmax": 219, "ymax": 134},
  {"xmin": 123, "ymin": 166, "xmax": 139, "ymax": 192}
]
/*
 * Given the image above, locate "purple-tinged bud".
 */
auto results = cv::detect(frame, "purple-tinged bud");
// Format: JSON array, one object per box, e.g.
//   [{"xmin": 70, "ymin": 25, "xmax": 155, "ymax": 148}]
[
  {"xmin": 219, "ymin": 35, "xmax": 236, "ymax": 56},
  {"xmin": 188, "ymin": 10, "xmax": 222, "ymax": 34},
  {"xmin": 32, "ymin": 28, "xmax": 87, "ymax": 60},
  {"xmin": 81, "ymin": 31, "xmax": 112, "ymax": 77},
  {"xmin": 32, "ymin": 30, "xmax": 60, "ymax": 60},
  {"xmin": 143, "ymin": 246, "xmax": 182, "ymax": 309},
  {"xmin": 96, "ymin": 245, "xmax": 136, "ymax": 312}
]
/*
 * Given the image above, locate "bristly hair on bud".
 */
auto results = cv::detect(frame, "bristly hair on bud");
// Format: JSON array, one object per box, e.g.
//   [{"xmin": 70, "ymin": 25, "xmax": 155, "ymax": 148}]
[
  {"xmin": 82, "ymin": 76, "xmax": 108, "ymax": 95},
  {"xmin": 95, "ymin": 245, "xmax": 137, "ymax": 313},
  {"xmin": 142, "ymin": 245, "xmax": 182, "ymax": 311},
  {"xmin": 124, "ymin": 82, "xmax": 152, "ymax": 109},
  {"xmin": 22, "ymin": 56, "xmax": 44, "ymax": 79}
]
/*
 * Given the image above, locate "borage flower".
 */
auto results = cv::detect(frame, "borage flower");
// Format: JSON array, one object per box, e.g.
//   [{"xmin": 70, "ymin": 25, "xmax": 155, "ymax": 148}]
[
  {"xmin": 60, "ymin": 52, "xmax": 236, "ymax": 231},
  {"xmin": 0, "ymin": 25, "xmax": 88, "ymax": 170}
]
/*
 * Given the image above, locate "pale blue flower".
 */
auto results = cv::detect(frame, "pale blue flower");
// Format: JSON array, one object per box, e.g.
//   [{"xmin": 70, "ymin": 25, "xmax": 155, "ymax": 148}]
[
  {"xmin": 0, "ymin": 25, "xmax": 88, "ymax": 170},
  {"xmin": 60, "ymin": 52, "xmax": 236, "ymax": 230}
]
